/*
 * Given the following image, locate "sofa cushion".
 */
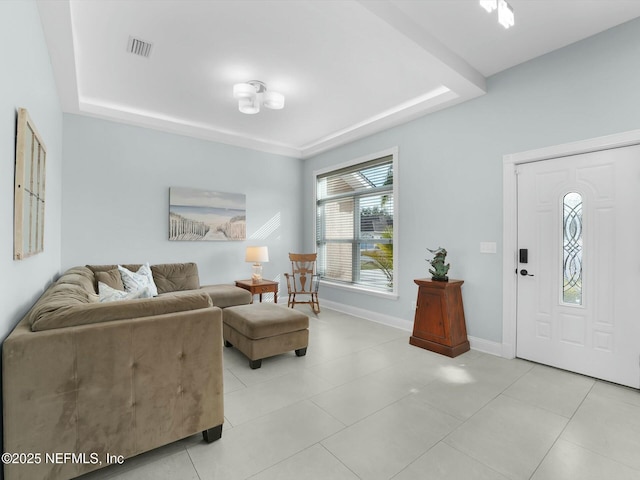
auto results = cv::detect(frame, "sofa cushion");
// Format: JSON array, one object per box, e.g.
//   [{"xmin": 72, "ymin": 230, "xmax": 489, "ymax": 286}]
[
  {"xmin": 87, "ymin": 264, "xmax": 141, "ymax": 290},
  {"xmin": 31, "ymin": 290, "xmax": 213, "ymax": 332},
  {"xmin": 151, "ymin": 263, "xmax": 200, "ymax": 294},
  {"xmin": 95, "ymin": 269, "xmax": 125, "ymax": 291},
  {"xmin": 56, "ymin": 266, "xmax": 96, "ymax": 293},
  {"xmin": 199, "ymin": 284, "xmax": 252, "ymax": 308},
  {"xmin": 88, "ymin": 263, "xmax": 201, "ymax": 295},
  {"xmin": 118, "ymin": 263, "xmax": 158, "ymax": 296}
]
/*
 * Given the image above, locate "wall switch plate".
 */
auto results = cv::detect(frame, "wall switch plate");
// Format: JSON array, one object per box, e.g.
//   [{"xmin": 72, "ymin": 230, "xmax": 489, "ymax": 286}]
[{"xmin": 480, "ymin": 242, "xmax": 497, "ymax": 254}]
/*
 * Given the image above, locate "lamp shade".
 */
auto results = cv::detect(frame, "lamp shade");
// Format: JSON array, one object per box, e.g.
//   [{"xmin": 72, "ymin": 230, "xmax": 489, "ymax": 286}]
[
  {"xmin": 479, "ymin": 0, "xmax": 497, "ymax": 12},
  {"xmin": 239, "ymin": 97, "xmax": 260, "ymax": 114},
  {"xmin": 498, "ymin": 0, "xmax": 514, "ymax": 28},
  {"xmin": 245, "ymin": 246, "xmax": 269, "ymax": 263},
  {"xmin": 233, "ymin": 83, "xmax": 256, "ymax": 99},
  {"xmin": 263, "ymin": 91, "xmax": 285, "ymax": 110}
]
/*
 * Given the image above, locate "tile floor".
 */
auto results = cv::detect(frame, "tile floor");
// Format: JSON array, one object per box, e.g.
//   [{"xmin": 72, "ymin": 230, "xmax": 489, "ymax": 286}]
[{"xmin": 79, "ymin": 307, "xmax": 640, "ymax": 480}]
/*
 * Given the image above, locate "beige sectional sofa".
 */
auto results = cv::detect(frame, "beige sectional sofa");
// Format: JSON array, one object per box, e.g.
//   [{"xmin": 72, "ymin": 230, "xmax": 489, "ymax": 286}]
[{"xmin": 2, "ymin": 262, "xmax": 251, "ymax": 480}]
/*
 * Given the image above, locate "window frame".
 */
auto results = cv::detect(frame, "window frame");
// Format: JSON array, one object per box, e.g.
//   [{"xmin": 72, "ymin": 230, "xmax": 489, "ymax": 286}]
[{"xmin": 313, "ymin": 147, "xmax": 398, "ymax": 298}]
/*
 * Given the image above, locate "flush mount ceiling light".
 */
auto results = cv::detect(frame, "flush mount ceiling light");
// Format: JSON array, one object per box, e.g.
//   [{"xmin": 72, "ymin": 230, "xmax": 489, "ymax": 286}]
[
  {"xmin": 479, "ymin": 0, "xmax": 497, "ymax": 13},
  {"xmin": 232, "ymin": 80, "xmax": 284, "ymax": 114},
  {"xmin": 498, "ymin": 0, "xmax": 515, "ymax": 28},
  {"xmin": 480, "ymin": 0, "xmax": 515, "ymax": 29}
]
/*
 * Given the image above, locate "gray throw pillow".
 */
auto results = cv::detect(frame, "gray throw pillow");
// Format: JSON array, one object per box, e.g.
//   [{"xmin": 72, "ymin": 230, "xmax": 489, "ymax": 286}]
[{"xmin": 95, "ymin": 269, "xmax": 125, "ymax": 291}]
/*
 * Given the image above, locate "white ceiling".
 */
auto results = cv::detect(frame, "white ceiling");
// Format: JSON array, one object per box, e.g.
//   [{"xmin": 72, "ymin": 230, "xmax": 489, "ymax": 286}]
[{"xmin": 37, "ymin": 0, "xmax": 640, "ymax": 159}]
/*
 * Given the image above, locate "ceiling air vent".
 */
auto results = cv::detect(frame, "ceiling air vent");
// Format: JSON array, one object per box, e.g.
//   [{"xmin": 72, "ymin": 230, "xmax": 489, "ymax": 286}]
[{"xmin": 127, "ymin": 36, "xmax": 153, "ymax": 58}]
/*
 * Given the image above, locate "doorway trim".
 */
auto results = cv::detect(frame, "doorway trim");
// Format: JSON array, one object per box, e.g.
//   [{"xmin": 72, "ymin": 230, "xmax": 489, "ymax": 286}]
[{"xmin": 502, "ymin": 128, "xmax": 640, "ymax": 359}]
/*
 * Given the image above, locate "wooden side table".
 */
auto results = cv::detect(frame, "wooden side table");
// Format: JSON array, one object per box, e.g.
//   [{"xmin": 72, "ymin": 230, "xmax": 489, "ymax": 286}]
[
  {"xmin": 410, "ymin": 278, "xmax": 470, "ymax": 357},
  {"xmin": 235, "ymin": 279, "xmax": 279, "ymax": 304}
]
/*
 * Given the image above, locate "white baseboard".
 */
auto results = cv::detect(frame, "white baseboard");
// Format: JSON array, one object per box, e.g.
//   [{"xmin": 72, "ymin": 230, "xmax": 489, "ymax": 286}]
[
  {"xmin": 319, "ymin": 299, "xmax": 504, "ymax": 357},
  {"xmin": 468, "ymin": 336, "xmax": 503, "ymax": 357},
  {"xmin": 320, "ymin": 299, "xmax": 414, "ymax": 332}
]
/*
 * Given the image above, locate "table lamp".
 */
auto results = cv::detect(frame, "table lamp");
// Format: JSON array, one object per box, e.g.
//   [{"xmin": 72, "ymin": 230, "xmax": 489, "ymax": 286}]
[{"xmin": 245, "ymin": 246, "xmax": 269, "ymax": 283}]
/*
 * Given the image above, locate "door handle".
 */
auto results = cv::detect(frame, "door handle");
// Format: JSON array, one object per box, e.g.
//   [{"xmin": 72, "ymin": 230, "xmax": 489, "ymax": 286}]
[{"xmin": 520, "ymin": 269, "xmax": 534, "ymax": 277}]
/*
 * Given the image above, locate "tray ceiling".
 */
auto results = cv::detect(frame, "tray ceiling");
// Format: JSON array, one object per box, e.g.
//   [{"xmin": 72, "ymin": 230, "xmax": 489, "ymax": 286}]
[{"xmin": 37, "ymin": 0, "xmax": 640, "ymax": 158}]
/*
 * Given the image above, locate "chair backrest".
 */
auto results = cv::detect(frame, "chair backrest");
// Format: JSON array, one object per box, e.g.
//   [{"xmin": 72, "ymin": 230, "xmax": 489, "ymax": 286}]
[{"xmin": 289, "ymin": 253, "xmax": 317, "ymax": 292}]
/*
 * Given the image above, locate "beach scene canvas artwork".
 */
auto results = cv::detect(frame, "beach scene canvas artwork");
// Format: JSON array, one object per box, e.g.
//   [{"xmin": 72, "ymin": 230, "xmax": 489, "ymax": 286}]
[{"xmin": 169, "ymin": 187, "xmax": 246, "ymax": 241}]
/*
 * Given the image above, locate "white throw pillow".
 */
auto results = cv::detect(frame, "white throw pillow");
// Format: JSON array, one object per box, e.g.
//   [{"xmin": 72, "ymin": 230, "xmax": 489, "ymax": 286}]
[
  {"xmin": 98, "ymin": 282, "xmax": 153, "ymax": 303},
  {"xmin": 118, "ymin": 263, "xmax": 158, "ymax": 296}
]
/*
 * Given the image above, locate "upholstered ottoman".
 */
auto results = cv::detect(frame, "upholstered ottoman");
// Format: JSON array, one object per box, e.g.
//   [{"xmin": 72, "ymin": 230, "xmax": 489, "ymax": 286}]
[{"xmin": 223, "ymin": 304, "xmax": 309, "ymax": 369}]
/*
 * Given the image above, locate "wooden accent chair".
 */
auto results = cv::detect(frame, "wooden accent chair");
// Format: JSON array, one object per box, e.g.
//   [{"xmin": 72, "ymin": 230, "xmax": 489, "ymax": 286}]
[{"xmin": 284, "ymin": 253, "xmax": 320, "ymax": 314}]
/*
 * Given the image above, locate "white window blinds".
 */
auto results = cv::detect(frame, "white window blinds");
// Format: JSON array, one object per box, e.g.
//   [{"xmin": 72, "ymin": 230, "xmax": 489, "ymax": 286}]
[{"xmin": 316, "ymin": 155, "xmax": 394, "ymax": 292}]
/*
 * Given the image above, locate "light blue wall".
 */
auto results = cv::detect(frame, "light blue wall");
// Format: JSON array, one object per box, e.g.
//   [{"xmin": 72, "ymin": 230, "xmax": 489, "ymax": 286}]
[
  {"xmin": 7, "ymin": 2, "xmax": 639, "ymax": 347},
  {"xmin": 0, "ymin": 0, "xmax": 63, "ymax": 340},
  {"xmin": 303, "ymin": 17, "xmax": 640, "ymax": 343},
  {"xmin": 62, "ymin": 115, "xmax": 303, "ymax": 288}
]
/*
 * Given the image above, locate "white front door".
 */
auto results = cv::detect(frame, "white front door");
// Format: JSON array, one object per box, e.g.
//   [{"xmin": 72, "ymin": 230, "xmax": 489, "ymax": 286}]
[{"xmin": 516, "ymin": 145, "xmax": 640, "ymax": 388}]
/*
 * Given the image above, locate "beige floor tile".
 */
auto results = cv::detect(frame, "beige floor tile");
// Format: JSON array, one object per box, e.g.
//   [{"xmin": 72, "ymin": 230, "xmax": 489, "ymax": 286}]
[
  {"xmin": 188, "ymin": 400, "xmax": 344, "ymax": 480},
  {"xmin": 444, "ymin": 395, "xmax": 568, "ymax": 480},
  {"xmin": 531, "ymin": 439, "xmax": 640, "ymax": 480},
  {"xmin": 310, "ymin": 366, "xmax": 424, "ymax": 425},
  {"xmin": 408, "ymin": 352, "xmax": 534, "ymax": 420},
  {"xmin": 224, "ymin": 370, "xmax": 334, "ymax": 425},
  {"xmin": 386, "ymin": 347, "xmax": 472, "ymax": 381},
  {"xmin": 503, "ymin": 364, "xmax": 594, "ymax": 418},
  {"xmin": 223, "ymin": 368, "xmax": 246, "ymax": 394},
  {"xmin": 306, "ymin": 347, "xmax": 398, "ymax": 386},
  {"xmin": 322, "ymin": 395, "xmax": 460, "ymax": 480},
  {"xmin": 413, "ymin": 377, "xmax": 503, "ymax": 420},
  {"xmin": 561, "ymin": 390, "xmax": 640, "ymax": 471},
  {"xmin": 393, "ymin": 442, "xmax": 510, "ymax": 480},
  {"xmin": 590, "ymin": 380, "xmax": 640, "ymax": 407},
  {"xmin": 372, "ymin": 336, "xmax": 425, "ymax": 360},
  {"xmin": 464, "ymin": 353, "xmax": 534, "ymax": 389},
  {"xmin": 248, "ymin": 444, "xmax": 358, "ymax": 480},
  {"xmin": 308, "ymin": 315, "xmax": 406, "ymax": 359}
]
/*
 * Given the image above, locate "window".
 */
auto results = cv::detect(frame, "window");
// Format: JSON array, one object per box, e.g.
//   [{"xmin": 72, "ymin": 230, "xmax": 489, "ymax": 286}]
[
  {"xmin": 315, "ymin": 150, "xmax": 396, "ymax": 294},
  {"xmin": 562, "ymin": 191, "xmax": 583, "ymax": 305}
]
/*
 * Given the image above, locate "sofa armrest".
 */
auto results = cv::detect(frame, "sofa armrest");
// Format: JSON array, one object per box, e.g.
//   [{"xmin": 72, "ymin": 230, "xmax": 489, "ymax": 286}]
[{"xmin": 3, "ymin": 306, "xmax": 224, "ymax": 480}]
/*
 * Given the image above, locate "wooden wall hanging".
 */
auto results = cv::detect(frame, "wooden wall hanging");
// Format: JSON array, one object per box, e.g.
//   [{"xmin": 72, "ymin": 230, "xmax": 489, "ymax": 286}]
[{"xmin": 14, "ymin": 108, "xmax": 47, "ymax": 260}]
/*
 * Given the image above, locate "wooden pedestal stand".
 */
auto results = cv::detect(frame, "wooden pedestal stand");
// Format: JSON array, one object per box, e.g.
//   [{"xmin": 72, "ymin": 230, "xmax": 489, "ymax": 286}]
[{"xmin": 410, "ymin": 278, "xmax": 470, "ymax": 357}]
